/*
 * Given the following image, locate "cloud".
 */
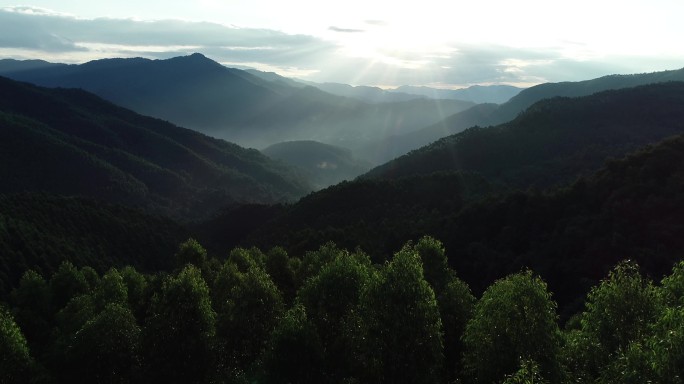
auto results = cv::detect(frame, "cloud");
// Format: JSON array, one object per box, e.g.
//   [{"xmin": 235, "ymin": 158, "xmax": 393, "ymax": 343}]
[
  {"xmin": 1, "ymin": 6, "xmax": 681, "ymax": 88},
  {"xmin": 328, "ymin": 26, "xmax": 365, "ymax": 33},
  {"xmin": 0, "ymin": 9, "xmax": 85, "ymax": 52},
  {"xmin": 0, "ymin": 6, "xmax": 336, "ymax": 69},
  {"xmin": 364, "ymin": 20, "xmax": 388, "ymax": 26}
]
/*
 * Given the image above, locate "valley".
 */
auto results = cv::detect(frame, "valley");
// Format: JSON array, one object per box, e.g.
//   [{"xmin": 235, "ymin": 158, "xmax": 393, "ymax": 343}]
[{"xmin": 2, "ymin": 50, "xmax": 684, "ymax": 383}]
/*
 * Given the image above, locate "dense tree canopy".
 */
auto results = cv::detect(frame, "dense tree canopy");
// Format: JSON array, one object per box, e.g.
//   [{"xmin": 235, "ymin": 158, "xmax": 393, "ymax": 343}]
[{"xmin": 1, "ymin": 237, "xmax": 683, "ymax": 383}]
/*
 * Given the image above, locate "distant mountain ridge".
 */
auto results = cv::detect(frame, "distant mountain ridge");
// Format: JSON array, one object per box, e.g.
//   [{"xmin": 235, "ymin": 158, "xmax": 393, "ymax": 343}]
[
  {"xmin": 244, "ymin": 68, "xmax": 523, "ymax": 104},
  {"xmin": 392, "ymin": 84, "xmax": 523, "ymax": 104},
  {"xmin": 0, "ymin": 76, "xmax": 311, "ymax": 220},
  {"xmin": 0, "ymin": 54, "xmax": 475, "ymax": 151},
  {"xmin": 299, "ymin": 81, "xmax": 428, "ymax": 103},
  {"xmin": 492, "ymin": 67, "xmax": 684, "ymax": 124},
  {"xmin": 365, "ymin": 82, "xmax": 684, "ymax": 188},
  {"xmin": 361, "ymin": 67, "xmax": 684, "ymax": 163},
  {"xmin": 0, "ymin": 58, "xmax": 63, "ymax": 73}
]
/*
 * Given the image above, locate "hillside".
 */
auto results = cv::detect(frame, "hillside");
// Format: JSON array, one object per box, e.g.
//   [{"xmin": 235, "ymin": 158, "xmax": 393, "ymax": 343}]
[
  {"xmin": 358, "ymin": 103, "xmax": 499, "ymax": 163},
  {"xmin": 229, "ymin": 171, "xmax": 501, "ymax": 257},
  {"xmin": 0, "ymin": 54, "xmax": 475, "ymax": 150},
  {"xmin": 234, "ymin": 132, "xmax": 684, "ymax": 317},
  {"xmin": 262, "ymin": 140, "xmax": 372, "ymax": 189},
  {"xmin": 0, "ymin": 76, "xmax": 311, "ymax": 220},
  {"xmin": 365, "ymin": 82, "xmax": 684, "ymax": 188},
  {"xmin": 0, "ymin": 193, "xmax": 188, "ymax": 296}
]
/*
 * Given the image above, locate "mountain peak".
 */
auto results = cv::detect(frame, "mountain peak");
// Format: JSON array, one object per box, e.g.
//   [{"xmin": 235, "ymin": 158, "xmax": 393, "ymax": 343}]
[
  {"xmin": 168, "ymin": 52, "xmax": 224, "ymax": 70},
  {"xmin": 188, "ymin": 52, "xmax": 208, "ymax": 59}
]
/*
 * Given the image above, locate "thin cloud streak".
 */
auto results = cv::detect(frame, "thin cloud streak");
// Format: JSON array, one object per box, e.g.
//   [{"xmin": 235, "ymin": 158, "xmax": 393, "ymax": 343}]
[{"xmin": 329, "ymin": 26, "xmax": 365, "ymax": 33}]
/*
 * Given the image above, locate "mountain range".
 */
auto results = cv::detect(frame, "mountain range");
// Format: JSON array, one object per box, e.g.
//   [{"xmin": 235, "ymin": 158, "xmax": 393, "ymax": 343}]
[
  {"xmin": 360, "ymin": 67, "xmax": 684, "ymax": 163},
  {"xmin": 209, "ymin": 80, "xmax": 684, "ymax": 255},
  {"xmin": 365, "ymin": 82, "xmax": 684, "ymax": 188},
  {"xmin": 220, "ymin": 81, "xmax": 684, "ymax": 316},
  {"xmin": 245, "ymin": 68, "xmax": 521, "ymax": 104},
  {"xmin": 392, "ymin": 84, "xmax": 522, "ymax": 104},
  {"xmin": 0, "ymin": 54, "xmax": 475, "ymax": 151},
  {"xmin": 0, "ymin": 76, "xmax": 311, "ymax": 221},
  {"xmin": 3, "ymin": 53, "xmax": 684, "ymax": 319}
]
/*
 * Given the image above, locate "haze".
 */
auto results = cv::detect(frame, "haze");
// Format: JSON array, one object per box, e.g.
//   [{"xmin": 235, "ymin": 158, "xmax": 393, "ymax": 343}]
[{"xmin": 1, "ymin": 0, "xmax": 683, "ymax": 88}]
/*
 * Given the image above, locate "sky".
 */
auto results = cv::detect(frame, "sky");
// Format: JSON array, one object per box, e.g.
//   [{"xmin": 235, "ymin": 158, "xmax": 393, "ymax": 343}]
[{"xmin": 1, "ymin": 0, "xmax": 683, "ymax": 88}]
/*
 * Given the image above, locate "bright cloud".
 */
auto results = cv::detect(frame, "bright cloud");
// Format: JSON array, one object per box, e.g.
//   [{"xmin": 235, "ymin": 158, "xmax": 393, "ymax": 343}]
[{"xmin": 1, "ymin": 1, "xmax": 683, "ymax": 88}]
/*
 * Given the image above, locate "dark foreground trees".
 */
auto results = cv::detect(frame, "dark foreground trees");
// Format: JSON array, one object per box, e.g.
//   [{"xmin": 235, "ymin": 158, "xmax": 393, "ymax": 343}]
[{"xmin": 2, "ymin": 237, "xmax": 683, "ymax": 384}]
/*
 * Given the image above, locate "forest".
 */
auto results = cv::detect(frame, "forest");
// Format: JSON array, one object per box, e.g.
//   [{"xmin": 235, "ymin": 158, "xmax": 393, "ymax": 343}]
[
  {"xmin": 3, "ymin": 236, "xmax": 684, "ymax": 384},
  {"xmin": 3, "ymin": 63, "xmax": 684, "ymax": 383}
]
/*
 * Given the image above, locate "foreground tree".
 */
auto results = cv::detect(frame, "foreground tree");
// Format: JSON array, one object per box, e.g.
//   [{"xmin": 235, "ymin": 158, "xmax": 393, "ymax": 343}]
[
  {"xmin": 567, "ymin": 261, "xmax": 663, "ymax": 381},
  {"xmin": 597, "ymin": 262, "xmax": 684, "ymax": 384},
  {"xmin": 298, "ymin": 249, "xmax": 372, "ymax": 380},
  {"xmin": 415, "ymin": 236, "xmax": 451, "ymax": 294},
  {"xmin": 647, "ymin": 306, "xmax": 684, "ymax": 384},
  {"xmin": 214, "ymin": 263, "xmax": 284, "ymax": 373},
  {"xmin": 0, "ymin": 305, "xmax": 33, "ymax": 384},
  {"xmin": 65, "ymin": 303, "xmax": 141, "ymax": 384},
  {"xmin": 49, "ymin": 261, "xmax": 89, "ymax": 311},
  {"xmin": 265, "ymin": 246, "xmax": 297, "ymax": 304},
  {"xmin": 174, "ymin": 238, "xmax": 208, "ymax": 268},
  {"xmin": 462, "ymin": 271, "xmax": 562, "ymax": 384},
  {"xmin": 142, "ymin": 265, "xmax": 216, "ymax": 384},
  {"xmin": 361, "ymin": 244, "xmax": 444, "ymax": 384},
  {"xmin": 438, "ymin": 275, "xmax": 475, "ymax": 382},
  {"xmin": 262, "ymin": 304, "xmax": 324, "ymax": 384},
  {"xmin": 502, "ymin": 360, "xmax": 549, "ymax": 384},
  {"xmin": 662, "ymin": 260, "xmax": 684, "ymax": 306},
  {"xmin": 10, "ymin": 270, "xmax": 51, "ymax": 356}
]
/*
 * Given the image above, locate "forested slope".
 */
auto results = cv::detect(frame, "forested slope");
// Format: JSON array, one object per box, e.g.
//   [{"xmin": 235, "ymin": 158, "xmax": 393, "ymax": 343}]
[
  {"xmin": 3, "ymin": 235, "xmax": 683, "ymax": 384},
  {"xmin": 366, "ymin": 82, "xmax": 684, "ymax": 188},
  {"xmin": 0, "ymin": 76, "xmax": 311, "ymax": 220},
  {"xmin": 0, "ymin": 194, "xmax": 188, "ymax": 295},
  {"xmin": 234, "ymin": 133, "xmax": 684, "ymax": 317}
]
